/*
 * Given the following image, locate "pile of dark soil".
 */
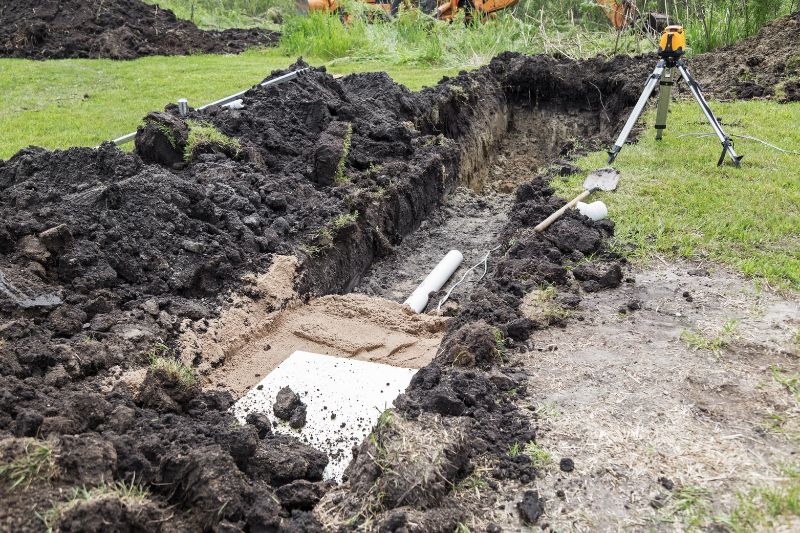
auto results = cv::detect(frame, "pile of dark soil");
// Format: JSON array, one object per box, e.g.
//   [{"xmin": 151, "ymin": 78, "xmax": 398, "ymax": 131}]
[
  {"xmin": 692, "ymin": 12, "xmax": 800, "ymax": 101},
  {"xmin": 0, "ymin": 51, "xmax": 648, "ymax": 530},
  {"xmin": 0, "ymin": 0, "xmax": 278, "ymax": 60}
]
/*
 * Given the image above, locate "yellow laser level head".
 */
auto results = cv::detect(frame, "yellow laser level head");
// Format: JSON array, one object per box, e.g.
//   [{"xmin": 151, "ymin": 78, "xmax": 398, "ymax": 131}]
[{"xmin": 659, "ymin": 25, "xmax": 686, "ymax": 58}]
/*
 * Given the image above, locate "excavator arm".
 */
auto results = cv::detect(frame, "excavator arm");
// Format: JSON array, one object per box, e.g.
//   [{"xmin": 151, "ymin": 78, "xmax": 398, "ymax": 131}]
[{"xmin": 595, "ymin": 0, "xmax": 636, "ymax": 29}]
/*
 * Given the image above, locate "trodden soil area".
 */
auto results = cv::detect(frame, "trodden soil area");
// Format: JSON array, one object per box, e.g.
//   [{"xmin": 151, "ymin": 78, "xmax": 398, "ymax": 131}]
[{"xmin": 491, "ymin": 262, "xmax": 800, "ymax": 530}]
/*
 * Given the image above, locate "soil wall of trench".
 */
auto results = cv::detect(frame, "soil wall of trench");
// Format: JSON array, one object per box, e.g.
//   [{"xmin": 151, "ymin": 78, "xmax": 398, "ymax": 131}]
[{"xmin": 0, "ymin": 53, "xmax": 651, "ymax": 531}]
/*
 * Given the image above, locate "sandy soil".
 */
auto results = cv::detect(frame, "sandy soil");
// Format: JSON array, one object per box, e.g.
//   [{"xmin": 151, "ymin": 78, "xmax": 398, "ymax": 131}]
[
  {"xmin": 491, "ymin": 261, "xmax": 800, "ymax": 531},
  {"xmin": 198, "ymin": 290, "xmax": 447, "ymax": 397}
]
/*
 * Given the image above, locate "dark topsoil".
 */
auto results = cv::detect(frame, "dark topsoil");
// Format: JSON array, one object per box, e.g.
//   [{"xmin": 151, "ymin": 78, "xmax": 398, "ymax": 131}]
[
  {"xmin": 692, "ymin": 12, "xmax": 800, "ymax": 101},
  {"xmin": 0, "ymin": 0, "xmax": 278, "ymax": 60},
  {"xmin": 0, "ymin": 21, "xmax": 793, "ymax": 531}
]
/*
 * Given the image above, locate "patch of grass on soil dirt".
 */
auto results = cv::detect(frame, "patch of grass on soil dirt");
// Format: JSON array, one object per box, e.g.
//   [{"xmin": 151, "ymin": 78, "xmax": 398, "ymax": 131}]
[
  {"xmin": 0, "ymin": 50, "xmax": 461, "ymax": 159},
  {"xmin": 720, "ymin": 464, "xmax": 800, "ymax": 532},
  {"xmin": 39, "ymin": 480, "xmax": 149, "ymax": 531},
  {"xmin": 563, "ymin": 100, "xmax": 800, "ymax": 291},
  {"xmin": 184, "ymin": 120, "xmax": 241, "ymax": 161},
  {"xmin": 680, "ymin": 319, "xmax": 738, "ymax": 355},
  {"xmin": 148, "ymin": 343, "xmax": 197, "ymax": 388},
  {"xmin": 0, "ymin": 440, "xmax": 57, "ymax": 490}
]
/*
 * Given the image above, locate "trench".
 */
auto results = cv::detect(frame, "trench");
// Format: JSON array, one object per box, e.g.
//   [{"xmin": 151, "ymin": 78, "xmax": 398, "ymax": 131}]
[
  {"xmin": 192, "ymin": 94, "xmax": 616, "ymax": 479},
  {"xmin": 195, "ymin": 103, "xmax": 609, "ymax": 395}
]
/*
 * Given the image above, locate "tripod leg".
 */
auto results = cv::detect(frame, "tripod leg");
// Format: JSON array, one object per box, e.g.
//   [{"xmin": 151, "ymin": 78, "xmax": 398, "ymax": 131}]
[
  {"xmin": 654, "ymin": 67, "xmax": 674, "ymax": 140},
  {"xmin": 608, "ymin": 60, "xmax": 666, "ymax": 164},
  {"xmin": 676, "ymin": 62, "xmax": 742, "ymax": 167}
]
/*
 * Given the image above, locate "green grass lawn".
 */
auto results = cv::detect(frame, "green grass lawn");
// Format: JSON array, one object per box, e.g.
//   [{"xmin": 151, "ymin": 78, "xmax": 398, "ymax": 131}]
[
  {"xmin": 559, "ymin": 100, "xmax": 800, "ymax": 291},
  {"xmin": 0, "ymin": 49, "xmax": 461, "ymax": 158}
]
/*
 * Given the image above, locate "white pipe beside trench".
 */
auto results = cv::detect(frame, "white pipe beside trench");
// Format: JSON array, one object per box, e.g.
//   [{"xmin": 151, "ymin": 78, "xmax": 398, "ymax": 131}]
[{"xmin": 404, "ymin": 250, "xmax": 464, "ymax": 313}]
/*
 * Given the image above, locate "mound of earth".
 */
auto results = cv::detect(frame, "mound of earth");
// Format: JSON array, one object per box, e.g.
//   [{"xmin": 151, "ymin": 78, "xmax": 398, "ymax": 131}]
[
  {"xmin": 692, "ymin": 12, "xmax": 800, "ymax": 101},
  {"xmin": 1, "ymin": 51, "xmax": 650, "ymax": 530},
  {"xmin": 0, "ymin": 0, "xmax": 278, "ymax": 60}
]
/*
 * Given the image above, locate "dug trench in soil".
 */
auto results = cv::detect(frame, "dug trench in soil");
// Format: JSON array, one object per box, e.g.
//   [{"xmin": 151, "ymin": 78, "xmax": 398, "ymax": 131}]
[
  {"xmin": 0, "ymin": 54, "xmax": 648, "ymax": 531},
  {"xmin": 0, "ymin": 0, "xmax": 279, "ymax": 60},
  {"xmin": 5, "ymin": 40, "xmax": 783, "ymax": 529}
]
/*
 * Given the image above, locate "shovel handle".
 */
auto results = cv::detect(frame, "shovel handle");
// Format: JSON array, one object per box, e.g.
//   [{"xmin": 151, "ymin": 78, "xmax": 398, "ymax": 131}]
[{"xmin": 534, "ymin": 189, "xmax": 592, "ymax": 233}]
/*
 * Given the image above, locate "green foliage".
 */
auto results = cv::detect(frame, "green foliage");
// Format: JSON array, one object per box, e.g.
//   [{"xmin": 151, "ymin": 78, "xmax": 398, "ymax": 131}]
[
  {"xmin": 669, "ymin": 486, "xmax": 712, "ymax": 528},
  {"xmin": 332, "ymin": 211, "xmax": 359, "ymax": 230},
  {"xmin": 523, "ymin": 441, "xmax": 552, "ymax": 467},
  {"xmin": 335, "ymin": 122, "xmax": 354, "ymax": 185},
  {"xmin": 454, "ymin": 471, "xmax": 489, "ymax": 493},
  {"xmin": 681, "ymin": 320, "xmax": 738, "ymax": 355},
  {"xmin": 148, "ymin": 342, "xmax": 197, "ymax": 388},
  {"xmin": 493, "ymin": 328, "xmax": 507, "ymax": 360},
  {"xmin": 564, "ymin": 100, "xmax": 800, "ymax": 291},
  {"xmin": 0, "ymin": 440, "xmax": 56, "ymax": 490},
  {"xmin": 142, "ymin": 0, "xmax": 290, "ymax": 30},
  {"xmin": 772, "ymin": 365, "xmax": 800, "ymax": 402},
  {"xmin": 721, "ymin": 464, "xmax": 800, "ymax": 531},
  {"xmin": 507, "ymin": 442, "xmax": 521, "ymax": 457},
  {"xmin": 184, "ymin": 120, "xmax": 241, "ymax": 162}
]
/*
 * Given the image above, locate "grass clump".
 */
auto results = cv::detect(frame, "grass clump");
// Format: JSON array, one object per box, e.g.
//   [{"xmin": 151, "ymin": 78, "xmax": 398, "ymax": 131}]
[
  {"xmin": 772, "ymin": 366, "xmax": 800, "ymax": 402},
  {"xmin": 0, "ymin": 439, "xmax": 56, "ymax": 490},
  {"xmin": 493, "ymin": 328, "xmax": 507, "ymax": 360},
  {"xmin": 335, "ymin": 122, "xmax": 354, "ymax": 185},
  {"xmin": 565, "ymin": 100, "xmax": 800, "ymax": 291},
  {"xmin": 669, "ymin": 486, "xmax": 712, "ymax": 528},
  {"xmin": 331, "ymin": 211, "xmax": 358, "ymax": 230},
  {"xmin": 523, "ymin": 442, "xmax": 552, "ymax": 468},
  {"xmin": 148, "ymin": 342, "xmax": 197, "ymax": 388},
  {"xmin": 39, "ymin": 479, "xmax": 149, "ymax": 531},
  {"xmin": 719, "ymin": 464, "xmax": 800, "ymax": 532},
  {"xmin": 184, "ymin": 120, "xmax": 241, "ymax": 162},
  {"xmin": 681, "ymin": 320, "xmax": 738, "ymax": 355}
]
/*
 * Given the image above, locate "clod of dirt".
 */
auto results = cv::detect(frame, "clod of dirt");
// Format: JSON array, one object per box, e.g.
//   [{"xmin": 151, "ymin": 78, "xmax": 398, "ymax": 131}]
[
  {"xmin": 559, "ymin": 457, "xmax": 575, "ymax": 472},
  {"xmin": 517, "ymin": 490, "xmax": 545, "ymax": 525},
  {"xmin": 273, "ymin": 386, "xmax": 307, "ymax": 429},
  {"xmin": 0, "ymin": 0, "xmax": 278, "ymax": 60},
  {"xmin": 246, "ymin": 412, "xmax": 273, "ymax": 439},
  {"xmin": 572, "ymin": 262, "xmax": 624, "ymax": 292},
  {"xmin": 275, "ymin": 479, "xmax": 329, "ymax": 511},
  {"xmin": 57, "ymin": 496, "xmax": 168, "ymax": 533},
  {"xmin": 318, "ymin": 413, "xmax": 468, "ymax": 522},
  {"xmin": 438, "ymin": 320, "xmax": 500, "ymax": 369},
  {"xmin": 136, "ymin": 365, "xmax": 200, "ymax": 413},
  {"xmin": 135, "ymin": 112, "xmax": 190, "ymax": 168},
  {"xmin": 658, "ymin": 476, "xmax": 675, "ymax": 490}
]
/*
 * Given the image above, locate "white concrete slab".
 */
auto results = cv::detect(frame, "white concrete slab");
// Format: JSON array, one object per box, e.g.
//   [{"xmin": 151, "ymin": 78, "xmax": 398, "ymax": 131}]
[{"xmin": 232, "ymin": 350, "xmax": 417, "ymax": 481}]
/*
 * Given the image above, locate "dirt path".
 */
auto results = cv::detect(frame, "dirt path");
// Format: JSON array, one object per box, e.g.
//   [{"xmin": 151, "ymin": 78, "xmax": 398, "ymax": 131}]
[{"xmin": 493, "ymin": 261, "xmax": 800, "ymax": 530}]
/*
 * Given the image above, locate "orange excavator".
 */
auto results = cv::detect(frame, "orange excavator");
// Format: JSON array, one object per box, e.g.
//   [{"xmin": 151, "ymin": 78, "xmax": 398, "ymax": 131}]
[
  {"xmin": 305, "ymin": 0, "xmax": 665, "ymax": 30},
  {"xmin": 304, "ymin": 0, "xmax": 520, "ymax": 21}
]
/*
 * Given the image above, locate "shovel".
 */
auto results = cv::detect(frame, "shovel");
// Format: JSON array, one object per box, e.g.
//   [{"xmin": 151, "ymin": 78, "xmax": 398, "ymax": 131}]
[{"xmin": 534, "ymin": 168, "xmax": 620, "ymax": 232}]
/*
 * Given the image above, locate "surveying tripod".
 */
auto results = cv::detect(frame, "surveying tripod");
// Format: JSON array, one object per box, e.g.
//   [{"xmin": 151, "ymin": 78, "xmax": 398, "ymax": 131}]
[{"xmin": 607, "ymin": 25, "xmax": 742, "ymax": 167}]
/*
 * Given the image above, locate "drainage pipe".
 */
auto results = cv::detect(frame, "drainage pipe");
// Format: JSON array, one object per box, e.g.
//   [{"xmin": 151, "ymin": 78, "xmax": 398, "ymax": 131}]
[
  {"xmin": 110, "ymin": 67, "xmax": 309, "ymax": 146},
  {"xmin": 404, "ymin": 250, "xmax": 464, "ymax": 313}
]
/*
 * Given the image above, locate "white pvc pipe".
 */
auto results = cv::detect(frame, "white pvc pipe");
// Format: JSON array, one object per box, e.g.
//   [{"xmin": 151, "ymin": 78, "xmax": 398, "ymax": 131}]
[{"xmin": 404, "ymin": 250, "xmax": 464, "ymax": 313}]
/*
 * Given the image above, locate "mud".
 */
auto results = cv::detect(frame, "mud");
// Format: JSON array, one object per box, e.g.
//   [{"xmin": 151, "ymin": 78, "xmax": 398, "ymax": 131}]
[
  {"xmin": 2, "ymin": 45, "xmax": 764, "ymax": 530},
  {"xmin": 0, "ymin": 0, "xmax": 278, "ymax": 60}
]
